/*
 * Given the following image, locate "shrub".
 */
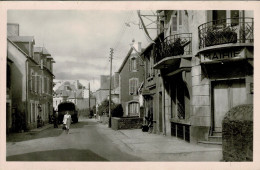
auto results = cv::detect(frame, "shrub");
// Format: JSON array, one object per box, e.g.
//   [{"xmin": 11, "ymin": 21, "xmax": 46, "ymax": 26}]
[
  {"xmin": 111, "ymin": 104, "xmax": 124, "ymax": 117},
  {"xmin": 205, "ymin": 26, "xmax": 237, "ymax": 47},
  {"xmin": 97, "ymin": 99, "xmax": 115, "ymax": 117}
]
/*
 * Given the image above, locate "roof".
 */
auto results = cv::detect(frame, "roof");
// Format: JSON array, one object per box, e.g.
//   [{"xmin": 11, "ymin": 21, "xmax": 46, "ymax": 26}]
[
  {"xmin": 68, "ymin": 90, "xmax": 83, "ymax": 99},
  {"xmin": 42, "ymin": 47, "xmax": 51, "ymax": 56},
  {"xmin": 117, "ymin": 48, "xmax": 133, "ymax": 73},
  {"xmin": 34, "ymin": 46, "xmax": 52, "ymax": 57},
  {"xmin": 141, "ymin": 32, "xmax": 164, "ymax": 56},
  {"xmin": 8, "ymin": 36, "xmax": 35, "ymax": 44},
  {"xmin": 34, "ymin": 47, "xmax": 42, "ymax": 53}
]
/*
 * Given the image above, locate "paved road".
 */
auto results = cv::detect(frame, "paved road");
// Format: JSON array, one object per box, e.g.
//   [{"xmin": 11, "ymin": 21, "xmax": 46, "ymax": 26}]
[{"xmin": 6, "ymin": 119, "xmax": 143, "ymax": 161}]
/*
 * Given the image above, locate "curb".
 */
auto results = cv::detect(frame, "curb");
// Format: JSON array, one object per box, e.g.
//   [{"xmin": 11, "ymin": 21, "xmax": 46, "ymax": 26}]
[{"xmin": 30, "ymin": 124, "xmax": 53, "ymax": 133}]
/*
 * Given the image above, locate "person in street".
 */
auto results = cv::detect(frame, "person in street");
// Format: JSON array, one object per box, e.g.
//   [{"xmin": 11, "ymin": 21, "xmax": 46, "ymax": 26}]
[
  {"xmin": 63, "ymin": 111, "xmax": 71, "ymax": 134},
  {"xmin": 54, "ymin": 110, "xmax": 58, "ymax": 128}
]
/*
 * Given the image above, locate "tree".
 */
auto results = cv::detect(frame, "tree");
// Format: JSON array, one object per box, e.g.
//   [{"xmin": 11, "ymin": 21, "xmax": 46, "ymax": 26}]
[
  {"xmin": 97, "ymin": 99, "xmax": 115, "ymax": 117},
  {"xmin": 111, "ymin": 104, "xmax": 124, "ymax": 117}
]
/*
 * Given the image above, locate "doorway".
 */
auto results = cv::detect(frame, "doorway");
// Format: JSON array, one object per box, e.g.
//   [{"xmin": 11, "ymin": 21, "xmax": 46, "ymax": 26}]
[{"xmin": 212, "ymin": 79, "xmax": 246, "ymax": 132}]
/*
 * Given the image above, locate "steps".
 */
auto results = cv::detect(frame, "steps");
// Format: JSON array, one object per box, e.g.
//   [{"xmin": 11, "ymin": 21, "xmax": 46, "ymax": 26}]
[{"xmin": 198, "ymin": 131, "xmax": 222, "ymax": 146}]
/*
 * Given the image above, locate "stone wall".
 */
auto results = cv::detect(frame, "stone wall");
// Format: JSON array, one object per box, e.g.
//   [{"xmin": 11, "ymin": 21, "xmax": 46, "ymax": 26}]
[
  {"xmin": 100, "ymin": 115, "xmax": 109, "ymax": 125},
  {"xmin": 111, "ymin": 117, "xmax": 143, "ymax": 130},
  {"xmin": 222, "ymin": 105, "xmax": 253, "ymax": 161}
]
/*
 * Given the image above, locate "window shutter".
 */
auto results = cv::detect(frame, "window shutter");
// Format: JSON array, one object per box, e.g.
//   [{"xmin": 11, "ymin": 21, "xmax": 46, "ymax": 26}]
[
  {"xmin": 129, "ymin": 58, "xmax": 131, "ymax": 71},
  {"xmin": 136, "ymin": 57, "xmax": 139, "ymax": 71},
  {"xmin": 172, "ymin": 15, "xmax": 177, "ymax": 32},
  {"xmin": 129, "ymin": 79, "xmax": 131, "ymax": 94}
]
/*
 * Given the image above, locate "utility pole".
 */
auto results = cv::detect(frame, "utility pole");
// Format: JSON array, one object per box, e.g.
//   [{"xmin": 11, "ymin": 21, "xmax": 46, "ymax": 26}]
[
  {"xmin": 108, "ymin": 48, "xmax": 113, "ymax": 128},
  {"xmin": 88, "ymin": 82, "xmax": 90, "ymax": 114}
]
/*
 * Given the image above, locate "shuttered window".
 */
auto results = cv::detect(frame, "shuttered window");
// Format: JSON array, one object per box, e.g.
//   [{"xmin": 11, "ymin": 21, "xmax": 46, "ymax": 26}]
[
  {"xmin": 129, "ymin": 102, "xmax": 139, "ymax": 116},
  {"xmin": 129, "ymin": 78, "xmax": 139, "ymax": 95},
  {"xmin": 172, "ymin": 13, "xmax": 177, "ymax": 32},
  {"xmin": 129, "ymin": 57, "xmax": 137, "ymax": 71},
  {"xmin": 30, "ymin": 70, "xmax": 34, "ymax": 92}
]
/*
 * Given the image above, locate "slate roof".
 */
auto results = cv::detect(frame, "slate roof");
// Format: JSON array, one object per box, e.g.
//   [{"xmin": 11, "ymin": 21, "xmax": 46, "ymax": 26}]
[{"xmin": 8, "ymin": 36, "xmax": 35, "ymax": 44}]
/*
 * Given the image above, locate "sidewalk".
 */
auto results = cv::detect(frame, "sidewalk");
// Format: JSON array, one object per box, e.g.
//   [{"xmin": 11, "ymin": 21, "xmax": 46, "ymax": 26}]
[
  {"xmin": 7, "ymin": 123, "xmax": 55, "ymax": 143},
  {"xmin": 30, "ymin": 123, "xmax": 53, "ymax": 133},
  {"xmin": 97, "ymin": 123, "xmax": 223, "ymax": 161}
]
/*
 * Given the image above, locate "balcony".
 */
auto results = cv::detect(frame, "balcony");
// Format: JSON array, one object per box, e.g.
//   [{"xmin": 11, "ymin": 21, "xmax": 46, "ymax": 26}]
[
  {"xmin": 154, "ymin": 33, "xmax": 192, "ymax": 69},
  {"xmin": 198, "ymin": 17, "xmax": 254, "ymax": 51}
]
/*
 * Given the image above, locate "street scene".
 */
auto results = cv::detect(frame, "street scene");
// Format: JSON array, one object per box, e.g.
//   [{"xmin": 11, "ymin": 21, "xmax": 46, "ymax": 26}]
[{"xmin": 6, "ymin": 9, "xmax": 253, "ymax": 162}]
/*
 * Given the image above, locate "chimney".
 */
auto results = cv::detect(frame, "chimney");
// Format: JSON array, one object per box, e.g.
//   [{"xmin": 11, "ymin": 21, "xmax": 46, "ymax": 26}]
[{"xmin": 7, "ymin": 23, "xmax": 19, "ymax": 36}]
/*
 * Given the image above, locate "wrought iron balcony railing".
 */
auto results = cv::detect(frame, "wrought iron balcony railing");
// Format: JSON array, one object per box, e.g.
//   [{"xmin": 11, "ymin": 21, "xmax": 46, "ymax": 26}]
[
  {"xmin": 154, "ymin": 33, "xmax": 192, "ymax": 64},
  {"xmin": 198, "ymin": 17, "xmax": 254, "ymax": 49}
]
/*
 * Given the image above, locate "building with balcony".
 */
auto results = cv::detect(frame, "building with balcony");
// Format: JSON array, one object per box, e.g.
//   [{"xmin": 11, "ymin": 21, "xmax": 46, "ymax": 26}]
[
  {"xmin": 147, "ymin": 10, "xmax": 253, "ymax": 144},
  {"xmin": 7, "ymin": 23, "xmax": 55, "ymax": 131},
  {"xmin": 141, "ymin": 33, "xmax": 164, "ymax": 134}
]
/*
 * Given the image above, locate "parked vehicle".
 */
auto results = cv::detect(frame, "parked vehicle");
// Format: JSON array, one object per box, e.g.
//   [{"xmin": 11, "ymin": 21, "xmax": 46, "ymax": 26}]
[{"xmin": 58, "ymin": 101, "xmax": 78, "ymax": 124}]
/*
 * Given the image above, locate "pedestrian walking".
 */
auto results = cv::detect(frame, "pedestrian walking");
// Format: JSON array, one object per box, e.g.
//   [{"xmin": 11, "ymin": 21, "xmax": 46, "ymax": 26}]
[
  {"xmin": 63, "ymin": 111, "xmax": 71, "ymax": 134},
  {"xmin": 54, "ymin": 110, "xmax": 58, "ymax": 128}
]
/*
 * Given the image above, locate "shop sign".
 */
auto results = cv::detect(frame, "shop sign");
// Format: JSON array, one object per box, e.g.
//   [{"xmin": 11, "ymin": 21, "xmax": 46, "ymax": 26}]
[{"xmin": 201, "ymin": 48, "xmax": 246, "ymax": 62}]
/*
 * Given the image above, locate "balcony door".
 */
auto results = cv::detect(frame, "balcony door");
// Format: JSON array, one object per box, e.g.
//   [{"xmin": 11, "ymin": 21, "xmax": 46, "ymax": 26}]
[{"xmin": 207, "ymin": 10, "xmax": 240, "ymax": 25}]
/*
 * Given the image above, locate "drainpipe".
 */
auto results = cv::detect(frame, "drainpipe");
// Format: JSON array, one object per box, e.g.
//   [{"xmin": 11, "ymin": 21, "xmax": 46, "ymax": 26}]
[
  {"xmin": 163, "ymin": 82, "xmax": 166, "ymax": 136},
  {"xmin": 242, "ymin": 10, "xmax": 245, "ymax": 43}
]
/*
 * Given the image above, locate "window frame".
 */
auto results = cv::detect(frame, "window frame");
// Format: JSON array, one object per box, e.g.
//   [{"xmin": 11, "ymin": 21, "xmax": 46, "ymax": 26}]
[{"xmin": 129, "ymin": 78, "xmax": 139, "ymax": 95}]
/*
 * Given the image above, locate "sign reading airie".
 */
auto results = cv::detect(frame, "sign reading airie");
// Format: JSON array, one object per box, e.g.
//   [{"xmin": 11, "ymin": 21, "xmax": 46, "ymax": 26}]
[{"xmin": 201, "ymin": 48, "xmax": 247, "ymax": 62}]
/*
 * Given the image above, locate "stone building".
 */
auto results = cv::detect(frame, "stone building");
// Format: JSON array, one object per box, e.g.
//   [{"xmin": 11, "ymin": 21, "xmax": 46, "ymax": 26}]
[
  {"xmin": 7, "ymin": 23, "xmax": 55, "ymax": 131},
  {"xmin": 140, "ymin": 10, "xmax": 253, "ymax": 144},
  {"xmin": 141, "ymin": 33, "xmax": 164, "ymax": 134},
  {"xmin": 117, "ymin": 42, "xmax": 144, "ymax": 117}
]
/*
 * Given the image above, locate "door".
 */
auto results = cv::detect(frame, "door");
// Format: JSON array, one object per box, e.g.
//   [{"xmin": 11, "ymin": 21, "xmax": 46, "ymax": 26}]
[
  {"xmin": 213, "ymin": 81, "xmax": 229, "ymax": 132},
  {"xmin": 213, "ymin": 79, "xmax": 246, "ymax": 132}
]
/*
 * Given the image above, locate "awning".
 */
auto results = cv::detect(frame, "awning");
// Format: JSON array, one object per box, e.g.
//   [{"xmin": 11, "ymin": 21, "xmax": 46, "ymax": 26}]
[
  {"xmin": 154, "ymin": 56, "xmax": 191, "ymax": 69},
  {"xmin": 201, "ymin": 58, "xmax": 252, "ymax": 79},
  {"xmin": 142, "ymin": 88, "xmax": 155, "ymax": 96}
]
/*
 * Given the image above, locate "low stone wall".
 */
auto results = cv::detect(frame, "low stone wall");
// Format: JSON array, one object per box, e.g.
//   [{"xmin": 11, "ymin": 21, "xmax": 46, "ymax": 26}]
[
  {"xmin": 111, "ymin": 117, "xmax": 143, "ymax": 130},
  {"xmin": 100, "ymin": 115, "xmax": 109, "ymax": 124},
  {"xmin": 222, "ymin": 104, "xmax": 253, "ymax": 161}
]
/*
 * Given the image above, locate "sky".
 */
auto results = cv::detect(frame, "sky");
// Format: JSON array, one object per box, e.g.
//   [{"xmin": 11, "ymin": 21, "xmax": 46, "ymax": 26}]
[{"xmin": 7, "ymin": 10, "xmax": 157, "ymax": 91}]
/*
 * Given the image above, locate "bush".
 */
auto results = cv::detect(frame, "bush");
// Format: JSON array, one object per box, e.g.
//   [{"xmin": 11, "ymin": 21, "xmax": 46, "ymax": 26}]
[
  {"xmin": 97, "ymin": 99, "xmax": 115, "ymax": 117},
  {"xmin": 111, "ymin": 104, "xmax": 124, "ymax": 117},
  {"xmin": 205, "ymin": 26, "xmax": 237, "ymax": 47}
]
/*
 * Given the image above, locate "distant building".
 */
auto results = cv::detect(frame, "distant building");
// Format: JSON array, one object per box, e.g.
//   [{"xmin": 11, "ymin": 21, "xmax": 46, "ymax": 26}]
[{"xmin": 53, "ymin": 80, "xmax": 95, "ymax": 113}]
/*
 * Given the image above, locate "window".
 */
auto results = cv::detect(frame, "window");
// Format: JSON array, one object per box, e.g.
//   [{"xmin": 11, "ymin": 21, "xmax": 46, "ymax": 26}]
[
  {"xmin": 35, "ymin": 73, "xmax": 38, "ymax": 93},
  {"xmin": 179, "ymin": 10, "xmax": 182, "ymax": 26},
  {"xmin": 231, "ymin": 10, "xmax": 239, "ymax": 26},
  {"xmin": 35, "ymin": 101, "xmax": 38, "ymax": 122},
  {"xmin": 129, "ymin": 57, "xmax": 137, "ymax": 71},
  {"xmin": 30, "ymin": 70, "xmax": 34, "ymax": 92},
  {"xmin": 129, "ymin": 102, "xmax": 139, "ymax": 116},
  {"xmin": 213, "ymin": 10, "xmax": 226, "ymax": 25},
  {"xmin": 38, "ymin": 75, "xmax": 41, "ymax": 94},
  {"xmin": 30, "ymin": 102, "xmax": 33, "ymax": 123},
  {"xmin": 129, "ymin": 78, "xmax": 138, "ymax": 95},
  {"xmin": 171, "ymin": 12, "xmax": 177, "ymax": 32}
]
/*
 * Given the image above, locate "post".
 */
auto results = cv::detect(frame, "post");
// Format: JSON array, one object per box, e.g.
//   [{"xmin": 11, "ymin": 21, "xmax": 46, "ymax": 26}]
[
  {"xmin": 89, "ymin": 82, "xmax": 90, "ymax": 115},
  {"xmin": 109, "ymin": 48, "xmax": 113, "ymax": 128}
]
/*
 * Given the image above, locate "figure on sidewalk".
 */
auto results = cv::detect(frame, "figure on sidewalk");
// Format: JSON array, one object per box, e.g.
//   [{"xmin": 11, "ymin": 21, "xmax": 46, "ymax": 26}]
[
  {"xmin": 63, "ymin": 111, "xmax": 71, "ymax": 134},
  {"xmin": 53, "ymin": 110, "xmax": 58, "ymax": 128}
]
